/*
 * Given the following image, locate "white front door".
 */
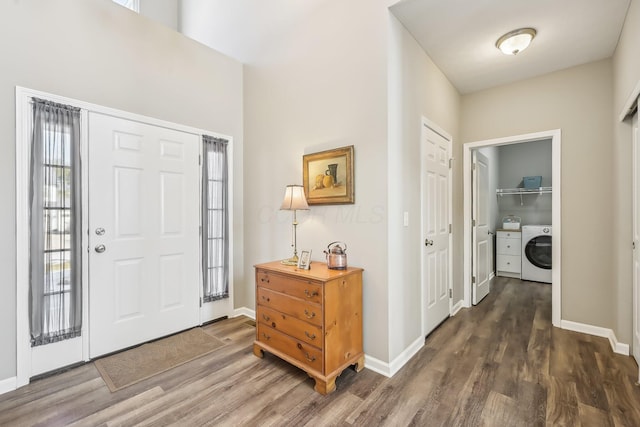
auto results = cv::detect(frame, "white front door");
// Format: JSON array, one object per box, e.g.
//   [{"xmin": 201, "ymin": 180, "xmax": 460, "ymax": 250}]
[
  {"xmin": 632, "ymin": 110, "xmax": 640, "ymax": 379},
  {"xmin": 472, "ymin": 150, "xmax": 491, "ymax": 304},
  {"xmin": 88, "ymin": 112, "xmax": 200, "ymax": 358},
  {"xmin": 422, "ymin": 122, "xmax": 451, "ymax": 335}
]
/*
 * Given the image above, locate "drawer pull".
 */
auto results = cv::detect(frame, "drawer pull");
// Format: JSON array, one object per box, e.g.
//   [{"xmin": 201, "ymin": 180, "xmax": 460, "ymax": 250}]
[
  {"xmin": 304, "ymin": 331, "xmax": 317, "ymax": 340},
  {"xmin": 261, "ymin": 296, "xmax": 270, "ymax": 302},
  {"xmin": 260, "ymin": 277, "xmax": 270, "ymax": 283},
  {"xmin": 261, "ymin": 332, "xmax": 271, "ymax": 340},
  {"xmin": 304, "ymin": 309, "xmax": 316, "ymax": 319},
  {"xmin": 304, "ymin": 289, "xmax": 319, "ymax": 298},
  {"xmin": 262, "ymin": 314, "xmax": 271, "ymax": 322},
  {"xmin": 305, "ymin": 353, "xmax": 316, "ymax": 363}
]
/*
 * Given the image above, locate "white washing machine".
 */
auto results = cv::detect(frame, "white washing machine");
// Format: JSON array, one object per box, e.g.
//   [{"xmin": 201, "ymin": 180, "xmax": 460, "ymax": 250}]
[{"xmin": 521, "ymin": 225, "xmax": 552, "ymax": 283}]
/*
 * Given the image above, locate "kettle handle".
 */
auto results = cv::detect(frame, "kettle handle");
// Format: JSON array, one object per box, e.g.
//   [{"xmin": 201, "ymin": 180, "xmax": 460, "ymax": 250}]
[{"xmin": 327, "ymin": 241, "xmax": 347, "ymax": 252}]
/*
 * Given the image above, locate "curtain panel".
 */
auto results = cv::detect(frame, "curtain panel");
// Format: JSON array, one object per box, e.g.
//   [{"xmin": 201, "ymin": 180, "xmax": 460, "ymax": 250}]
[
  {"xmin": 30, "ymin": 98, "xmax": 82, "ymax": 346},
  {"xmin": 202, "ymin": 135, "xmax": 230, "ymax": 302}
]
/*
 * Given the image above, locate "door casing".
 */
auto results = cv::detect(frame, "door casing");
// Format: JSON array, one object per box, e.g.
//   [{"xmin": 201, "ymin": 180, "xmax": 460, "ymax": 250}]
[
  {"xmin": 15, "ymin": 86, "xmax": 234, "ymax": 388},
  {"xmin": 462, "ymin": 129, "xmax": 562, "ymax": 326}
]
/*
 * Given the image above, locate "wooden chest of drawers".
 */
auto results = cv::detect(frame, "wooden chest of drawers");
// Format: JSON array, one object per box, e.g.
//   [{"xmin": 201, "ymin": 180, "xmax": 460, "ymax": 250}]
[{"xmin": 253, "ymin": 261, "xmax": 364, "ymax": 394}]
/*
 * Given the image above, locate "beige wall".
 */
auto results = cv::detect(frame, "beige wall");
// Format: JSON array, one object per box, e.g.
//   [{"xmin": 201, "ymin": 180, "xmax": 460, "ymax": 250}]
[
  {"xmin": 388, "ymin": 15, "xmax": 461, "ymax": 360},
  {"xmin": 612, "ymin": 0, "xmax": 640, "ymax": 346},
  {"xmin": 183, "ymin": 0, "xmax": 393, "ymax": 361},
  {"xmin": 461, "ymin": 59, "xmax": 615, "ymax": 330},
  {"xmin": 0, "ymin": 0, "xmax": 243, "ymax": 382}
]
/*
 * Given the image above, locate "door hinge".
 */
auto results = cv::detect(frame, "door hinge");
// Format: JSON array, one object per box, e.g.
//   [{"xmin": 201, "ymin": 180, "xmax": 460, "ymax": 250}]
[
  {"xmin": 449, "ymin": 224, "xmax": 452, "ymax": 233},
  {"xmin": 472, "ymin": 276, "xmax": 476, "ymax": 284},
  {"xmin": 199, "ymin": 155, "xmax": 202, "ymax": 165},
  {"xmin": 472, "ymin": 219, "xmax": 476, "ymax": 227},
  {"xmin": 199, "ymin": 225, "xmax": 202, "ymax": 236},
  {"xmin": 199, "ymin": 297, "xmax": 203, "ymax": 307},
  {"xmin": 449, "ymin": 289, "xmax": 452, "ymax": 298},
  {"xmin": 472, "ymin": 163, "xmax": 476, "ymax": 170},
  {"xmin": 449, "ymin": 158, "xmax": 452, "ymax": 169}
]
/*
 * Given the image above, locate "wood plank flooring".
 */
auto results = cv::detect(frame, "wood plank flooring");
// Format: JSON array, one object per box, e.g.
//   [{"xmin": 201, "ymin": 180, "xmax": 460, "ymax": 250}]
[{"xmin": 2, "ymin": 276, "xmax": 640, "ymax": 426}]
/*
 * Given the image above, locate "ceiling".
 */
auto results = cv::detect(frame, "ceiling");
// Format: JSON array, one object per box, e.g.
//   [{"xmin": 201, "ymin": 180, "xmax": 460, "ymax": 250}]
[{"xmin": 390, "ymin": 0, "xmax": 631, "ymax": 94}]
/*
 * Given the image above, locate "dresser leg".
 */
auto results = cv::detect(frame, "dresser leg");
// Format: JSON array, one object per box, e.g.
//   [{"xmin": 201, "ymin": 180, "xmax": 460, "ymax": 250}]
[
  {"xmin": 313, "ymin": 376, "xmax": 337, "ymax": 395},
  {"xmin": 253, "ymin": 344, "xmax": 264, "ymax": 358},
  {"xmin": 354, "ymin": 355, "xmax": 365, "ymax": 372}
]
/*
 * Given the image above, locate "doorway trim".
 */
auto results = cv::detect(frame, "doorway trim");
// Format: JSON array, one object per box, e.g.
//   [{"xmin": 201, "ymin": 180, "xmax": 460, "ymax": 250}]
[
  {"xmin": 463, "ymin": 129, "xmax": 561, "ymax": 326},
  {"xmin": 15, "ymin": 86, "xmax": 234, "ymax": 389}
]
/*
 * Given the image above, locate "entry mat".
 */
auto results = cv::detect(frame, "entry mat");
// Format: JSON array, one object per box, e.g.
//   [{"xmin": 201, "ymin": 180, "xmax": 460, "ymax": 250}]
[{"xmin": 94, "ymin": 327, "xmax": 226, "ymax": 392}]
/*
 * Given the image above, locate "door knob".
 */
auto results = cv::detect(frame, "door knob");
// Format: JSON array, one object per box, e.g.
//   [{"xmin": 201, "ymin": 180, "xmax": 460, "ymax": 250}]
[
  {"xmin": 425, "ymin": 239, "xmax": 434, "ymax": 247},
  {"xmin": 95, "ymin": 227, "xmax": 105, "ymax": 236},
  {"xmin": 95, "ymin": 244, "xmax": 106, "ymax": 253}
]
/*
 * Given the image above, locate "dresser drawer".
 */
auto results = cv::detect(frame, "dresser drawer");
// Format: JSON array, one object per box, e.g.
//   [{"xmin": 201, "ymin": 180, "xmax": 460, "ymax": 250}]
[
  {"xmin": 256, "ymin": 269, "xmax": 323, "ymax": 304},
  {"xmin": 497, "ymin": 255, "xmax": 521, "ymax": 273},
  {"xmin": 497, "ymin": 231, "xmax": 520, "ymax": 239},
  {"xmin": 257, "ymin": 305, "xmax": 323, "ymax": 348},
  {"xmin": 257, "ymin": 287, "xmax": 323, "ymax": 327},
  {"xmin": 257, "ymin": 323, "xmax": 323, "ymax": 372},
  {"xmin": 497, "ymin": 238, "xmax": 521, "ymax": 256}
]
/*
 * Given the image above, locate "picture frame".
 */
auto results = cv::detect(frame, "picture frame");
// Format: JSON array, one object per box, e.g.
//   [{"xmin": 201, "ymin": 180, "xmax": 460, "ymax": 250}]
[
  {"xmin": 297, "ymin": 249, "xmax": 312, "ymax": 270},
  {"xmin": 303, "ymin": 145, "xmax": 354, "ymax": 205}
]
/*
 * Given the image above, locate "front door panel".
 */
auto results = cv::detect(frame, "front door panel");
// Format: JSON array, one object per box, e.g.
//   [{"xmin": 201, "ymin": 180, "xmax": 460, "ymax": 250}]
[{"xmin": 88, "ymin": 112, "xmax": 200, "ymax": 358}]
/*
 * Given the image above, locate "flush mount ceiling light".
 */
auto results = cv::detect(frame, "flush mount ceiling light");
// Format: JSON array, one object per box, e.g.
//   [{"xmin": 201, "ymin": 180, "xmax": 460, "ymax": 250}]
[{"xmin": 496, "ymin": 28, "xmax": 537, "ymax": 55}]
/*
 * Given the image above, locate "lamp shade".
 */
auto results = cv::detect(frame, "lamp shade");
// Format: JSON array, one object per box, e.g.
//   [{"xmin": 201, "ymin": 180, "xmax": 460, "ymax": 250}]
[
  {"xmin": 496, "ymin": 28, "xmax": 536, "ymax": 55},
  {"xmin": 280, "ymin": 185, "xmax": 309, "ymax": 210}
]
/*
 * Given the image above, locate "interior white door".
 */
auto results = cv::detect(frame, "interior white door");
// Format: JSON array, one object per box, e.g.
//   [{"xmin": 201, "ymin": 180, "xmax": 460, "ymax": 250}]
[
  {"xmin": 472, "ymin": 150, "xmax": 491, "ymax": 304},
  {"xmin": 88, "ymin": 112, "xmax": 200, "ymax": 358},
  {"xmin": 422, "ymin": 123, "xmax": 451, "ymax": 335},
  {"xmin": 632, "ymin": 110, "xmax": 640, "ymax": 380}
]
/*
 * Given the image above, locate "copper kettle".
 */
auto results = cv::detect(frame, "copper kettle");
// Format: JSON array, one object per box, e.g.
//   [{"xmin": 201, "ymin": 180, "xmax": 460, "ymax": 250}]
[{"xmin": 324, "ymin": 241, "xmax": 347, "ymax": 270}]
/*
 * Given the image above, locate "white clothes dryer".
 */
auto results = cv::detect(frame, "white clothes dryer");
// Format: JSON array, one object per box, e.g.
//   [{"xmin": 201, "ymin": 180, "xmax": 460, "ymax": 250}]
[{"xmin": 521, "ymin": 225, "xmax": 552, "ymax": 283}]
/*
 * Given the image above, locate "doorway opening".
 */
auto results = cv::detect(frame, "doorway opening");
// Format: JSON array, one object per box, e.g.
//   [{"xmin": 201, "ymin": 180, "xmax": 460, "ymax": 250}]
[{"xmin": 463, "ymin": 129, "xmax": 561, "ymax": 326}]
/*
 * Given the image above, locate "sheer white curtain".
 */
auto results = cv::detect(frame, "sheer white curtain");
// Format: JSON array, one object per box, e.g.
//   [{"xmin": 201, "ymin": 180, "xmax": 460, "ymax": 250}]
[
  {"xmin": 29, "ymin": 98, "xmax": 82, "ymax": 346},
  {"xmin": 202, "ymin": 135, "xmax": 229, "ymax": 302}
]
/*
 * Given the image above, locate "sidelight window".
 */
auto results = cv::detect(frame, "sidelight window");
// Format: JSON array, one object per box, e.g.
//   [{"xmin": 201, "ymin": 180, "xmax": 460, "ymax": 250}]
[
  {"xmin": 29, "ymin": 98, "xmax": 83, "ymax": 346},
  {"xmin": 202, "ymin": 135, "xmax": 230, "ymax": 302}
]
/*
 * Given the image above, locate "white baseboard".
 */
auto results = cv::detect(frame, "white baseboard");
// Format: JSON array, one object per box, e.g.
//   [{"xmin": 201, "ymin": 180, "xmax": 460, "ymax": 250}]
[
  {"xmin": 0, "ymin": 376, "xmax": 17, "ymax": 395},
  {"xmin": 232, "ymin": 307, "xmax": 255, "ymax": 320},
  {"xmin": 560, "ymin": 320, "xmax": 630, "ymax": 356},
  {"xmin": 364, "ymin": 335, "xmax": 424, "ymax": 378},
  {"xmin": 451, "ymin": 299, "xmax": 465, "ymax": 316}
]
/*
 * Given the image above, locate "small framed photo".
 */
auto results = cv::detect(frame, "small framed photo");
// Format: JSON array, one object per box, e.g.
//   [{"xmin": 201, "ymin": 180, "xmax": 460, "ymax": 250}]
[{"xmin": 297, "ymin": 249, "xmax": 312, "ymax": 270}]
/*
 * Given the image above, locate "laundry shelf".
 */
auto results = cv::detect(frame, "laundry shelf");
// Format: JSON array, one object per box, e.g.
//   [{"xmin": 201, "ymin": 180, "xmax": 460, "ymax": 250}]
[{"xmin": 496, "ymin": 187, "xmax": 552, "ymax": 206}]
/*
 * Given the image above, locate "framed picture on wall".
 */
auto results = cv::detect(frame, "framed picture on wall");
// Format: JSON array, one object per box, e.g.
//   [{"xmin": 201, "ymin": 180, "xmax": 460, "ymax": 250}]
[{"xmin": 302, "ymin": 145, "xmax": 354, "ymax": 205}]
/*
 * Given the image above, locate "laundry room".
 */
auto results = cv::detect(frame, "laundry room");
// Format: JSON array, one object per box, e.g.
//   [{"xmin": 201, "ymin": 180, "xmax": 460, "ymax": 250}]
[{"xmin": 475, "ymin": 138, "xmax": 553, "ymax": 284}]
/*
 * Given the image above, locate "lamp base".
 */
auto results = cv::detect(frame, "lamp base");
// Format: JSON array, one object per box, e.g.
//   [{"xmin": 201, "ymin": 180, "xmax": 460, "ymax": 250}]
[{"xmin": 281, "ymin": 255, "xmax": 299, "ymax": 266}]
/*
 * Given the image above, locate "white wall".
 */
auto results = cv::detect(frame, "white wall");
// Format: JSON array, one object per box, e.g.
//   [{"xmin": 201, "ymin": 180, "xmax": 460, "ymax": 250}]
[
  {"xmin": 461, "ymin": 59, "xmax": 614, "ymax": 331},
  {"xmin": 182, "ymin": 0, "xmax": 392, "ymax": 362},
  {"xmin": 139, "ymin": 0, "xmax": 179, "ymax": 30},
  {"xmin": 0, "ymin": 0, "xmax": 243, "ymax": 383},
  {"xmin": 612, "ymin": 0, "xmax": 640, "ymax": 348},
  {"xmin": 388, "ymin": 15, "xmax": 460, "ymax": 360}
]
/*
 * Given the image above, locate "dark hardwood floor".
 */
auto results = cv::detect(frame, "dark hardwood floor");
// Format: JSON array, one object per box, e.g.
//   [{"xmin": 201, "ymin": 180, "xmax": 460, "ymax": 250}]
[{"xmin": 2, "ymin": 277, "xmax": 640, "ymax": 426}]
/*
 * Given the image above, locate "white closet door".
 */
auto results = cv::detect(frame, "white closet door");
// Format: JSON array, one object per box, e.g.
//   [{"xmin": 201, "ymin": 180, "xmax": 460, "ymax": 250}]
[
  {"xmin": 422, "ymin": 123, "xmax": 452, "ymax": 335},
  {"xmin": 88, "ymin": 112, "xmax": 200, "ymax": 358}
]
